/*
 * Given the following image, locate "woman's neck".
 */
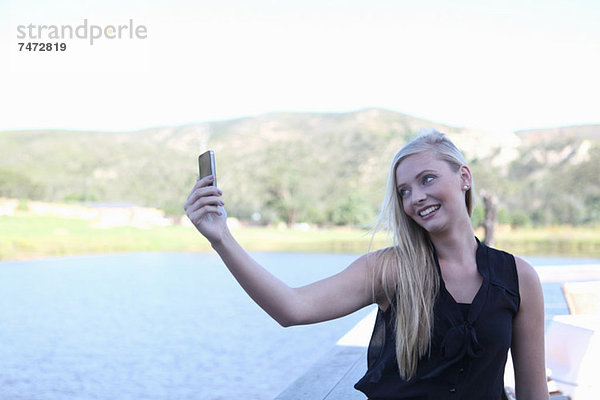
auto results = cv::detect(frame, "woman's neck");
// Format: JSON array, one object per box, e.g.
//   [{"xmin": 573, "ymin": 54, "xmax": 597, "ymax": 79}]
[{"xmin": 429, "ymin": 226, "xmax": 478, "ymax": 263}]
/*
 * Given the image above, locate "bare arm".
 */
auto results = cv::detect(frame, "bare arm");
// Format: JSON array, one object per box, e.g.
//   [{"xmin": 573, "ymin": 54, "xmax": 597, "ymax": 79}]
[
  {"xmin": 184, "ymin": 176, "xmax": 377, "ymax": 327},
  {"xmin": 511, "ymin": 257, "xmax": 549, "ymax": 400}
]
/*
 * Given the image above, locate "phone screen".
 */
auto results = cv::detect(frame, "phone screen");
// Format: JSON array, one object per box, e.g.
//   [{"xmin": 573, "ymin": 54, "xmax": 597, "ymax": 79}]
[{"xmin": 198, "ymin": 150, "xmax": 216, "ymax": 186}]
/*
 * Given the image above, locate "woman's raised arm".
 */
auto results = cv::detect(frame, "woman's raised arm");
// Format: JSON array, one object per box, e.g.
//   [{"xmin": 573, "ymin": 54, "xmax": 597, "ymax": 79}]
[{"xmin": 184, "ymin": 176, "xmax": 377, "ymax": 327}]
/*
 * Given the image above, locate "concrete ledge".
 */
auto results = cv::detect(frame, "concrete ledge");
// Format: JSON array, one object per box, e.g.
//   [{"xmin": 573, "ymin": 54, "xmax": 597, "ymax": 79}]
[
  {"xmin": 274, "ymin": 345, "xmax": 367, "ymax": 400},
  {"xmin": 275, "ymin": 308, "xmax": 377, "ymax": 400}
]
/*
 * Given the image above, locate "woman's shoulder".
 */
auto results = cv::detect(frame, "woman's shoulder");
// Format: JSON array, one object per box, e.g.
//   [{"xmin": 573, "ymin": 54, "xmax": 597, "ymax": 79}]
[
  {"xmin": 341, "ymin": 247, "xmax": 398, "ymax": 284},
  {"xmin": 356, "ymin": 246, "xmax": 398, "ymax": 309},
  {"xmin": 368, "ymin": 245, "xmax": 398, "ymax": 259},
  {"xmin": 361, "ymin": 246, "xmax": 401, "ymax": 272},
  {"xmin": 480, "ymin": 243, "xmax": 521, "ymax": 293},
  {"xmin": 353, "ymin": 246, "xmax": 398, "ymax": 268},
  {"xmin": 485, "ymin": 243, "xmax": 540, "ymax": 289},
  {"xmin": 486, "ymin": 246, "xmax": 542, "ymax": 302},
  {"xmin": 513, "ymin": 256, "xmax": 542, "ymax": 292}
]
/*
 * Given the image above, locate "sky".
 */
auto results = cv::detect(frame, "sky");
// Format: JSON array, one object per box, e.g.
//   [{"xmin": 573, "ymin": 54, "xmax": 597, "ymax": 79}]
[{"xmin": 1, "ymin": 0, "xmax": 599, "ymax": 133}]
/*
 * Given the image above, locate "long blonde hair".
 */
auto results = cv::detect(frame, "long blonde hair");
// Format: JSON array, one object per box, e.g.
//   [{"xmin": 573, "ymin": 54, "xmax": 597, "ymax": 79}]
[{"xmin": 374, "ymin": 129, "xmax": 474, "ymax": 379}]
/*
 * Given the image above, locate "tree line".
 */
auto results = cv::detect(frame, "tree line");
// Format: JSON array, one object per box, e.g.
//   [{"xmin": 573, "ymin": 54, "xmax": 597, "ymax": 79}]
[{"xmin": 1, "ymin": 111, "xmax": 598, "ymax": 228}]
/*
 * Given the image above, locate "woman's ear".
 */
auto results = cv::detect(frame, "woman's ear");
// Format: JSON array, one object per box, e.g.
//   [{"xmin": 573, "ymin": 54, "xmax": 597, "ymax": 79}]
[{"xmin": 459, "ymin": 165, "xmax": 472, "ymax": 190}]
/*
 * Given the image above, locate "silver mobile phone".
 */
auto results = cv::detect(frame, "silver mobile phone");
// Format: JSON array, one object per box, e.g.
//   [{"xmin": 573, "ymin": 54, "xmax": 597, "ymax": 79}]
[{"xmin": 198, "ymin": 150, "xmax": 216, "ymax": 186}]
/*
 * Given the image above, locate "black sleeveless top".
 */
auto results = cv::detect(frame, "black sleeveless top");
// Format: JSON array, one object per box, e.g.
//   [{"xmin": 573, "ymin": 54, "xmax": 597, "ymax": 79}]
[{"xmin": 355, "ymin": 240, "xmax": 520, "ymax": 400}]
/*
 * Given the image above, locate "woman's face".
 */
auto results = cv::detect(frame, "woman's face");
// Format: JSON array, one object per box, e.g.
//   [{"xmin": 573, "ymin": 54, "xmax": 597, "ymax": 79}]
[{"xmin": 395, "ymin": 150, "xmax": 470, "ymax": 234}]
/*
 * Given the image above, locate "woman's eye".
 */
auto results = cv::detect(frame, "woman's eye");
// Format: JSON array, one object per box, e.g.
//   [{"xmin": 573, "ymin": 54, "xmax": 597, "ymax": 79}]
[
  {"xmin": 423, "ymin": 175, "xmax": 435, "ymax": 184},
  {"xmin": 399, "ymin": 188, "xmax": 410, "ymax": 198}
]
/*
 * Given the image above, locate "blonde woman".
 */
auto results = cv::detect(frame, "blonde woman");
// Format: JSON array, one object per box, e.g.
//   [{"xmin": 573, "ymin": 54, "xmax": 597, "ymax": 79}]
[{"xmin": 184, "ymin": 130, "xmax": 548, "ymax": 400}]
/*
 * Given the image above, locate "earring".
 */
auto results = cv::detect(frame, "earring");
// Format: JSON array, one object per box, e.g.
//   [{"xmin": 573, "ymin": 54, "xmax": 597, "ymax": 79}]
[{"xmin": 463, "ymin": 185, "xmax": 469, "ymax": 190}]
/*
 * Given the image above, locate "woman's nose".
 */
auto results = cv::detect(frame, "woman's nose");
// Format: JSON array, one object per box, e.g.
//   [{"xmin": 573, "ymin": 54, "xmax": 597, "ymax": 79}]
[{"xmin": 411, "ymin": 187, "xmax": 427, "ymax": 204}]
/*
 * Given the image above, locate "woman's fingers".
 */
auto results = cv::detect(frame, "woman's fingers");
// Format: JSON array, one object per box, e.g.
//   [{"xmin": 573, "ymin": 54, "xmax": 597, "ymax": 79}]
[
  {"xmin": 199, "ymin": 174, "xmax": 215, "ymax": 186},
  {"xmin": 184, "ymin": 175, "xmax": 225, "ymax": 226},
  {"xmin": 186, "ymin": 175, "xmax": 216, "ymax": 199},
  {"xmin": 185, "ymin": 193, "xmax": 223, "ymax": 214},
  {"xmin": 185, "ymin": 179, "xmax": 222, "ymax": 210},
  {"xmin": 188, "ymin": 204, "xmax": 223, "ymax": 221},
  {"xmin": 186, "ymin": 195, "xmax": 224, "ymax": 215}
]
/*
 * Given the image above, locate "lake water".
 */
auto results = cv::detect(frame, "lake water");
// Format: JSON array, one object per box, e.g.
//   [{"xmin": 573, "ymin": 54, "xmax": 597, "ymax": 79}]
[{"xmin": 0, "ymin": 252, "xmax": 597, "ymax": 400}]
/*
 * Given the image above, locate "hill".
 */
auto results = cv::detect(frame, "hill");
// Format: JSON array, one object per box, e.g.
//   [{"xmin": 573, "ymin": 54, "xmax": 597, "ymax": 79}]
[{"xmin": 1, "ymin": 109, "xmax": 598, "ymax": 226}]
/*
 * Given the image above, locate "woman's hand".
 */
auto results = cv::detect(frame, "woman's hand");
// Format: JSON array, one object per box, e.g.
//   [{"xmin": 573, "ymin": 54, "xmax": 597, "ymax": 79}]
[{"xmin": 184, "ymin": 175, "xmax": 228, "ymax": 244}]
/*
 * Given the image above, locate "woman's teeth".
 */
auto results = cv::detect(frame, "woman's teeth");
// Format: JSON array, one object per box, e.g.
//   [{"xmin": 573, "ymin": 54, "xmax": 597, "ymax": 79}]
[{"xmin": 420, "ymin": 205, "xmax": 440, "ymax": 217}]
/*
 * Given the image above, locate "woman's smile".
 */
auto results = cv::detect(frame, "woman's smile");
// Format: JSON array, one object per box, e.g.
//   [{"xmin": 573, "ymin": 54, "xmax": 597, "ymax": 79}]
[{"xmin": 418, "ymin": 204, "xmax": 440, "ymax": 218}]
